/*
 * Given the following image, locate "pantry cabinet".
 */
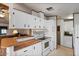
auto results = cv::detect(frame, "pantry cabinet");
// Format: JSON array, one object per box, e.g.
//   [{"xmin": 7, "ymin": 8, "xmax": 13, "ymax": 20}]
[{"xmin": 9, "ymin": 9, "xmax": 46, "ymax": 29}]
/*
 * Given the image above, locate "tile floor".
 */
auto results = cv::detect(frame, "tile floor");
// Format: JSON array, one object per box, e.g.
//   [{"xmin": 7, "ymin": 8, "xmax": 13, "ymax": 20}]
[{"xmin": 48, "ymin": 45, "xmax": 73, "ymax": 56}]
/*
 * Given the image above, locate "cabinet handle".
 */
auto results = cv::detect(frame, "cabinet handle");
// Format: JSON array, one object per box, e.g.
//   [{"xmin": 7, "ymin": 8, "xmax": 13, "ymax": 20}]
[
  {"xmin": 43, "ymin": 26, "xmax": 44, "ymax": 28},
  {"xmin": 77, "ymin": 37, "xmax": 79, "ymax": 38},
  {"xmin": 28, "ymin": 25, "xmax": 30, "ymax": 27},
  {"xmin": 24, "ymin": 50, "xmax": 27, "ymax": 52},
  {"xmin": 40, "ymin": 20, "xmax": 41, "ymax": 21},
  {"xmin": 39, "ymin": 26, "xmax": 41, "ymax": 28},
  {"xmin": 43, "ymin": 26, "xmax": 45, "ymax": 28},
  {"xmin": 24, "ymin": 24, "xmax": 26, "ymax": 27},
  {"xmin": 35, "ymin": 18, "xmax": 36, "ymax": 21},
  {"xmin": 13, "ymin": 25, "xmax": 15, "ymax": 27},
  {"xmin": 34, "ymin": 46, "xmax": 35, "ymax": 50},
  {"xmin": 13, "ymin": 12, "xmax": 15, "ymax": 15},
  {"xmin": 34, "ymin": 26, "xmax": 36, "ymax": 28}
]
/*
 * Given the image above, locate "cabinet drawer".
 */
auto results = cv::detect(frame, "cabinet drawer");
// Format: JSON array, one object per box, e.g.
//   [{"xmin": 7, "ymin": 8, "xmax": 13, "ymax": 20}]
[
  {"xmin": 43, "ymin": 49, "xmax": 50, "ymax": 56},
  {"xmin": 14, "ymin": 46, "xmax": 33, "ymax": 56}
]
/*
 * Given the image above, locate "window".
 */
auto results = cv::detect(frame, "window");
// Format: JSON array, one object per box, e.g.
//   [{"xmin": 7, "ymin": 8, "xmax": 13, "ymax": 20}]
[
  {"xmin": 0, "ymin": 26, "xmax": 7, "ymax": 35},
  {"xmin": 1, "ymin": 29, "xmax": 7, "ymax": 34}
]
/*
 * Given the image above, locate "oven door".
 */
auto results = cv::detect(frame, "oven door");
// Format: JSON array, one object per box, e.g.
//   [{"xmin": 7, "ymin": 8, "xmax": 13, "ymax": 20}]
[{"xmin": 42, "ymin": 39, "xmax": 50, "ymax": 52}]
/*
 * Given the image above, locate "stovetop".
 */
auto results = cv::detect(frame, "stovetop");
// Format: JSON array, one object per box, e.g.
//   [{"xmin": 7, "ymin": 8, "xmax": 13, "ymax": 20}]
[{"xmin": 38, "ymin": 37, "xmax": 51, "ymax": 40}]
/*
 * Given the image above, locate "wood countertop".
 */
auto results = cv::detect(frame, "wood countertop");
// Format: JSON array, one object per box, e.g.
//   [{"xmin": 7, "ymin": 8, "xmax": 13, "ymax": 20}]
[
  {"xmin": 14, "ymin": 39, "xmax": 40, "ymax": 51},
  {"xmin": 1, "ymin": 38, "xmax": 17, "ymax": 48},
  {"xmin": 1, "ymin": 37, "xmax": 40, "ymax": 51}
]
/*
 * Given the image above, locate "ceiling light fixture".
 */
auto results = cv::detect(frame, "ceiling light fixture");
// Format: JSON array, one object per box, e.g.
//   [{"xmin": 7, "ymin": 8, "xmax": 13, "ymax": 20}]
[
  {"xmin": 0, "ymin": 12, "xmax": 5, "ymax": 17},
  {"xmin": 0, "ymin": 9, "xmax": 5, "ymax": 17},
  {"xmin": 46, "ymin": 7, "xmax": 54, "ymax": 11}
]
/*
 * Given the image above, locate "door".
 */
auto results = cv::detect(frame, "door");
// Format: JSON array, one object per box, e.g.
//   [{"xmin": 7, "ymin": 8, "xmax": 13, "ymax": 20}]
[
  {"xmin": 74, "ymin": 14, "xmax": 79, "ymax": 56},
  {"xmin": 74, "ymin": 24, "xmax": 79, "ymax": 56},
  {"xmin": 57, "ymin": 26, "xmax": 60, "ymax": 45}
]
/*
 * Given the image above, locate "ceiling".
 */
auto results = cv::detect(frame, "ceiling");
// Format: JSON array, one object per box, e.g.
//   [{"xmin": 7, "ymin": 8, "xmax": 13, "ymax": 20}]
[{"xmin": 24, "ymin": 3, "xmax": 79, "ymax": 19}]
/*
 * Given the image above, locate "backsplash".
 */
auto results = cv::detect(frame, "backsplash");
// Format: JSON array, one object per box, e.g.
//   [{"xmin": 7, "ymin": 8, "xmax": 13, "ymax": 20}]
[
  {"xmin": 32, "ymin": 30, "xmax": 45, "ymax": 39},
  {"xmin": 7, "ymin": 29, "xmax": 30, "ymax": 35}
]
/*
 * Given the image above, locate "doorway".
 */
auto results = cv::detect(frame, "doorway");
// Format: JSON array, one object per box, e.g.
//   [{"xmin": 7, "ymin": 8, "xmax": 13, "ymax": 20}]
[
  {"xmin": 57, "ymin": 26, "xmax": 60, "ymax": 45},
  {"xmin": 56, "ymin": 19, "xmax": 74, "ymax": 56}
]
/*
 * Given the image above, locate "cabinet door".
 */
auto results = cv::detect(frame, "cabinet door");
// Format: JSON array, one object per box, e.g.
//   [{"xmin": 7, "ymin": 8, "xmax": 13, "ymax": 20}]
[
  {"xmin": 13, "ymin": 9, "xmax": 26, "ymax": 29},
  {"xmin": 24, "ymin": 13, "xmax": 32, "ymax": 29},
  {"xmin": 44, "ymin": 20, "xmax": 47, "ymax": 29},
  {"xmin": 9, "ymin": 9, "xmax": 16, "ymax": 29},
  {"xmin": 29, "ymin": 15, "xmax": 35, "ymax": 29},
  {"xmin": 24, "ymin": 14, "xmax": 36, "ymax": 29},
  {"xmin": 40, "ymin": 18, "xmax": 45, "ymax": 29},
  {"xmin": 33, "ymin": 42, "xmax": 42, "ymax": 56},
  {"xmin": 34, "ymin": 16, "xmax": 40, "ymax": 29},
  {"xmin": 38, "ymin": 18, "xmax": 41, "ymax": 29},
  {"xmin": 50, "ymin": 38, "xmax": 55, "ymax": 51},
  {"xmin": 63, "ymin": 36, "xmax": 72, "ymax": 48}
]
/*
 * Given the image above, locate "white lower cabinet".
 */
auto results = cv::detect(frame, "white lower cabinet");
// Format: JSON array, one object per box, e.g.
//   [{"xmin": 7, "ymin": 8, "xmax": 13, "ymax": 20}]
[
  {"xmin": 14, "ymin": 45, "xmax": 34, "ymax": 56},
  {"xmin": 50, "ymin": 39, "xmax": 55, "ymax": 51},
  {"xmin": 63, "ymin": 36, "xmax": 72, "ymax": 48},
  {"xmin": 33, "ymin": 42, "xmax": 42, "ymax": 56},
  {"xmin": 14, "ymin": 42, "xmax": 42, "ymax": 56},
  {"xmin": 43, "ymin": 49, "xmax": 50, "ymax": 56}
]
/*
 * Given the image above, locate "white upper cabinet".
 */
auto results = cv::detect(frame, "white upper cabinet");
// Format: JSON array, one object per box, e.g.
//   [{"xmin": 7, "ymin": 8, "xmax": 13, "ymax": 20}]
[
  {"xmin": 9, "ymin": 9, "xmax": 29, "ymax": 29},
  {"xmin": 13, "ymin": 9, "xmax": 26, "ymax": 29},
  {"xmin": 74, "ymin": 14, "xmax": 79, "ymax": 25},
  {"xmin": 9, "ymin": 9, "xmax": 15, "ymax": 29},
  {"xmin": 9, "ymin": 9, "xmax": 46, "ymax": 29},
  {"xmin": 34, "ymin": 16, "xmax": 40, "ymax": 29},
  {"xmin": 9, "ymin": 4, "xmax": 15, "ymax": 29},
  {"xmin": 40, "ymin": 18, "xmax": 45, "ymax": 29}
]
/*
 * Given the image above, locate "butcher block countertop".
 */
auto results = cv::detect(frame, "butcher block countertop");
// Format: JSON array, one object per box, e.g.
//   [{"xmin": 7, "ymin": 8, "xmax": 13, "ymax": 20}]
[
  {"xmin": 1, "ymin": 38, "xmax": 17, "ymax": 48},
  {"xmin": 14, "ymin": 39, "xmax": 40, "ymax": 51},
  {"xmin": 1, "ymin": 37, "xmax": 40, "ymax": 51}
]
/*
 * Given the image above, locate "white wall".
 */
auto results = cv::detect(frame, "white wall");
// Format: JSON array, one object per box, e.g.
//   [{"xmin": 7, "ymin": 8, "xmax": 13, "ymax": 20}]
[
  {"xmin": 60, "ymin": 19, "xmax": 64, "ymax": 45},
  {"xmin": 57, "ymin": 19, "xmax": 61, "ymax": 26}
]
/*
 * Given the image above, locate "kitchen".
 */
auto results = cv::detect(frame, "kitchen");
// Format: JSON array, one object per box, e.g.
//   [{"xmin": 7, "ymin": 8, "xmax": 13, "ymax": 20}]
[{"xmin": 0, "ymin": 3, "xmax": 79, "ymax": 56}]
